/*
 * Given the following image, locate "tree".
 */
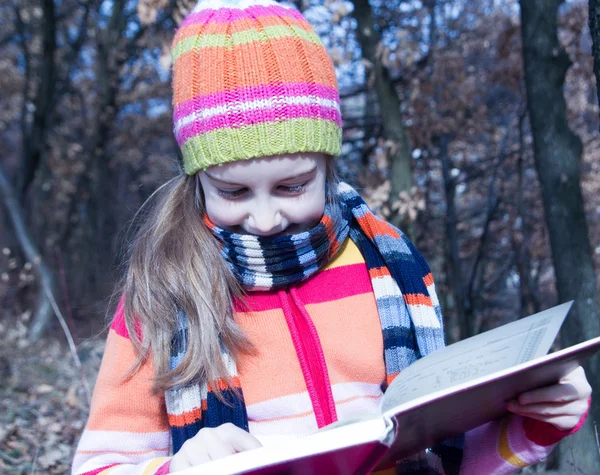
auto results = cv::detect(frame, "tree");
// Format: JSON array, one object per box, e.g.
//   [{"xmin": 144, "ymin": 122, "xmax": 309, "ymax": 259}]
[
  {"xmin": 349, "ymin": 0, "xmax": 414, "ymax": 235},
  {"xmin": 0, "ymin": 165, "xmax": 56, "ymax": 341},
  {"xmin": 520, "ymin": 0, "xmax": 600, "ymax": 470},
  {"xmin": 7, "ymin": 0, "xmax": 92, "ymax": 335},
  {"xmin": 15, "ymin": 0, "xmax": 56, "ymax": 201},
  {"xmin": 589, "ymin": 0, "xmax": 600, "ymax": 123}
]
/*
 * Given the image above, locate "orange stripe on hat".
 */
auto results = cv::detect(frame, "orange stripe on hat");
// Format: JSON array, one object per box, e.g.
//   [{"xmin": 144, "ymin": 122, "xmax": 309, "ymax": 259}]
[{"xmin": 173, "ymin": 40, "xmax": 336, "ymax": 103}]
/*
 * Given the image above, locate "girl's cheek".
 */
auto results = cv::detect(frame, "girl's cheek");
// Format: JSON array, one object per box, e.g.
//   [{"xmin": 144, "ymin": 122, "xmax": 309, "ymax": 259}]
[
  {"xmin": 205, "ymin": 198, "xmax": 246, "ymax": 227},
  {"xmin": 284, "ymin": 193, "xmax": 326, "ymax": 224}
]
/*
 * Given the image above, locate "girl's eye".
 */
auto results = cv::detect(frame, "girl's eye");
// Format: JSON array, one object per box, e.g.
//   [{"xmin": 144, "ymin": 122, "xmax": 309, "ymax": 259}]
[
  {"xmin": 215, "ymin": 183, "xmax": 307, "ymax": 199},
  {"xmin": 278, "ymin": 183, "xmax": 307, "ymax": 194},
  {"xmin": 216, "ymin": 188, "xmax": 248, "ymax": 199}
]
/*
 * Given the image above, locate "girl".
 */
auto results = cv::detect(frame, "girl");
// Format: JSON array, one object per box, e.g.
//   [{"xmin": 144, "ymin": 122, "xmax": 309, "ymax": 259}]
[{"xmin": 72, "ymin": 0, "xmax": 591, "ymax": 473}]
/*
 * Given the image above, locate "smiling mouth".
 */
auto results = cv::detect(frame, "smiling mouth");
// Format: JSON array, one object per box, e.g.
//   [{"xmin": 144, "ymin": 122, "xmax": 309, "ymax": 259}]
[
  {"xmin": 270, "ymin": 230, "xmax": 291, "ymax": 238},
  {"xmin": 226, "ymin": 225, "xmax": 288, "ymax": 237},
  {"xmin": 257, "ymin": 228, "xmax": 292, "ymax": 238},
  {"xmin": 252, "ymin": 225, "xmax": 302, "ymax": 238},
  {"xmin": 226, "ymin": 223, "xmax": 311, "ymax": 237}
]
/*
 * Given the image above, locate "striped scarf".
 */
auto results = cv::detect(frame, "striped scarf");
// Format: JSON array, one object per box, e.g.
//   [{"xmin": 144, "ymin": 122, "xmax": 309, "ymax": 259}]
[{"xmin": 167, "ymin": 182, "xmax": 464, "ymax": 473}]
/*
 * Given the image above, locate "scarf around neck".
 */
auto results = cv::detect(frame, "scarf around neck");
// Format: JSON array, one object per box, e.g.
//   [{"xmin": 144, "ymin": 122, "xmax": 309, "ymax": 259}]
[
  {"xmin": 202, "ymin": 190, "xmax": 349, "ymax": 290},
  {"xmin": 166, "ymin": 182, "xmax": 464, "ymax": 473}
]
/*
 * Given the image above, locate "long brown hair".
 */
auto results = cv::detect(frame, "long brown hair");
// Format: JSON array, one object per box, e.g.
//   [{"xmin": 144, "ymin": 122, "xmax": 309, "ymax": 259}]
[{"xmin": 122, "ymin": 158, "xmax": 339, "ymax": 394}]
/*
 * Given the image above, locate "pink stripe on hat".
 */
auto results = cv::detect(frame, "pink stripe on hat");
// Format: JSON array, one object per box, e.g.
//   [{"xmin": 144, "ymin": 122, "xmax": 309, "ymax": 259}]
[
  {"xmin": 181, "ymin": 4, "xmax": 304, "ymax": 28},
  {"xmin": 177, "ymin": 104, "xmax": 342, "ymax": 144},
  {"xmin": 171, "ymin": 0, "xmax": 342, "ymax": 173},
  {"xmin": 173, "ymin": 83, "xmax": 340, "ymax": 122}
]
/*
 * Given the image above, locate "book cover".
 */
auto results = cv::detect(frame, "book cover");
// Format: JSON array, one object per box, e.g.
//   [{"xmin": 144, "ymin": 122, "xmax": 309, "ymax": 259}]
[{"xmin": 179, "ymin": 302, "xmax": 600, "ymax": 475}]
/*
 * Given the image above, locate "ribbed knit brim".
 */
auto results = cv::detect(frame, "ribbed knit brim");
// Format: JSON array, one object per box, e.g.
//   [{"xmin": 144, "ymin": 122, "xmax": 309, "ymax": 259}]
[{"xmin": 171, "ymin": 0, "xmax": 342, "ymax": 174}]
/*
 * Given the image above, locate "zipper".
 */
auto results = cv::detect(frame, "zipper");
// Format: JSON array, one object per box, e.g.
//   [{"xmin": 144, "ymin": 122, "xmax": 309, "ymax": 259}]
[{"xmin": 278, "ymin": 288, "xmax": 338, "ymax": 428}]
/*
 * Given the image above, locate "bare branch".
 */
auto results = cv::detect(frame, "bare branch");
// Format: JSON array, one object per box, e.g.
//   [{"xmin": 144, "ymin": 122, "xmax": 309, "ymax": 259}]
[{"xmin": 0, "ymin": 164, "xmax": 54, "ymax": 341}]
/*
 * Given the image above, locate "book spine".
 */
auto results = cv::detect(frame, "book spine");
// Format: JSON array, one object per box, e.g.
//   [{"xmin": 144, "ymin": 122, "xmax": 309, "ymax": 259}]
[{"xmin": 352, "ymin": 442, "xmax": 392, "ymax": 475}]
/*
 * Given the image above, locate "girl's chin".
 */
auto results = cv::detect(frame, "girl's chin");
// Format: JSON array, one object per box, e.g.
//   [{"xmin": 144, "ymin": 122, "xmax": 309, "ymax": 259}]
[
  {"xmin": 269, "ymin": 225, "xmax": 307, "ymax": 237},
  {"xmin": 224, "ymin": 224, "xmax": 309, "ymax": 237}
]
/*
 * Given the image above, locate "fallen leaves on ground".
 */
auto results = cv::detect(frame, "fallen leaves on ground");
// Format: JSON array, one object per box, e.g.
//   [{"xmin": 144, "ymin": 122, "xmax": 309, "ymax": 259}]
[{"xmin": 0, "ymin": 315, "xmax": 104, "ymax": 474}]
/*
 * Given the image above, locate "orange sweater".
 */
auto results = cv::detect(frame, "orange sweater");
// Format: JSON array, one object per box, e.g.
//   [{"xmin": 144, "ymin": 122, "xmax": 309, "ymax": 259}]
[{"xmin": 72, "ymin": 240, "xmax": 579, "ymax": 474}]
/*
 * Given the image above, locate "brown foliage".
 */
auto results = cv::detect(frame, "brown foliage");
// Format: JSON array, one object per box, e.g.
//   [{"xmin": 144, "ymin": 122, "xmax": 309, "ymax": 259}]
[{"xmin": 0, "ymin": 0, "xmax": 599, "ymax": 469}]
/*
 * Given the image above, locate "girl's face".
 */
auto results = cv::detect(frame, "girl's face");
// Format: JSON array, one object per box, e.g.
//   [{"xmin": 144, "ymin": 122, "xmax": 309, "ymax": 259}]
[{"xmin": 199, "ymin": 153, "xmax": 327, "ymax": 237}]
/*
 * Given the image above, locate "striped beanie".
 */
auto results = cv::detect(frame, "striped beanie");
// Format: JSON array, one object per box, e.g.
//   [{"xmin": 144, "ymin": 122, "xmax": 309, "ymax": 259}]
[{"xmin": 171, "ymin": 0, "xmax": 343, "ymax": 175}]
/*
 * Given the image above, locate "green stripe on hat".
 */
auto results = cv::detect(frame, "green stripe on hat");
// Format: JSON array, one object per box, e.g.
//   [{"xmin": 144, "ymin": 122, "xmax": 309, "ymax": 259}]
[
  {"xmin": 172, "ymin": 25, "xmax": 322, "ymax": 62},
  {"xmin": 181, "ymin": 119, "xmax": 342, "ymax": 175}
]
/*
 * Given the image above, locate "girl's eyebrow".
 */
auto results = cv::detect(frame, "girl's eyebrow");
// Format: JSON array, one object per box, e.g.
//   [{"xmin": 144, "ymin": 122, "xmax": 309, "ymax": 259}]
[
  {"xmin": 204, "ymin": 166, "xmax": 317, "ymax": 185},
  {"xmin": 203, "ymin": 172, "xmax": 242, "ymax": 185},
  {"xmin": 278, "ymin": 166, "xmax": 317, "ymax": 181}
]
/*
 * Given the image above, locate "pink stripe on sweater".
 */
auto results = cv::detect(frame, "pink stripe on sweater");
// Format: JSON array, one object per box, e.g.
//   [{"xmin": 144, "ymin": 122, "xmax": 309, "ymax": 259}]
[
  {"xmin": 278, "ymin": 289, "xmax": 337, "ymax": 429},
  {"xmin": 173, "ymin": 83, "xmax": 340, "ymax": 122},
  {"xmin": 278, "ymin": 289, "xmax": 325, "ymax": 427},
  {"xmin": 234, "ymin": 263, "xmax": 373, "ymax": 313},
  {"xmin": 109, "ymin": 295, "xmax": 143, "ymax": 340},
  {"xmin": 180, "ymin": 5, "xmax": 304, "ymax": 28},
  {"xmin": 176, "ymin": 104, "xmax": 341, "ymax": 144},
  {"xmin": 155, "ymin": 460, "xmax": 171, "ymax": 475},
  {"xmin": 290, "ymin": 288, "xmax": 338, "ymax": 426},
  {"xmin": 110, "ymin": 296, "xmax": 128, "ymax": 338},
  {"xmin": 79, "ymin": 464, "xmax": 118, "ymax": 475}
]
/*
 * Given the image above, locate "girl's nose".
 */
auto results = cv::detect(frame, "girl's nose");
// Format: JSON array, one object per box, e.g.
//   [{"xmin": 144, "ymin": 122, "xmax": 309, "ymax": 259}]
[{"xmin": 247, "ymin": 208, "xmax": 283, "ymax": 236}]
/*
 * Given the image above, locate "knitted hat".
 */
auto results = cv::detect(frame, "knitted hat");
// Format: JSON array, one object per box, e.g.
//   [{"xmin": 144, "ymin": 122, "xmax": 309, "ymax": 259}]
[{"xmin": 171, "ymin": 0, "xmax": 342, "ymax": 175}]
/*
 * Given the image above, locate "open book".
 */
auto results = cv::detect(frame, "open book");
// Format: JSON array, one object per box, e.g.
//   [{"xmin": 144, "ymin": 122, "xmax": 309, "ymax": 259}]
[{"xmin": 181, "ymin": 302, "xmax": 600, "ymax": 475}]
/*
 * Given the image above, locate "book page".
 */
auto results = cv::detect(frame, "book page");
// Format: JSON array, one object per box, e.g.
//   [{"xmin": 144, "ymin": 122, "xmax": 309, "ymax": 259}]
[
  {"xmin": 177, "ymin": 417, "xmax": 392, "ymax": 475},
  {"xmin": 382, "ymin": 302, "xmax": 572, "ymax": 413},
  {"xmin": 378, "ymin": 336, "xmax": 600, "ymax": 466}
]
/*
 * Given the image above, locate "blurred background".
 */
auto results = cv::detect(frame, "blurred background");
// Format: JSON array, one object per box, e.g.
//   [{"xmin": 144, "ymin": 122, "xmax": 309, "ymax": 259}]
[{"xmin": 1, "ymin": 0, "xmax": 600, "ymax": 473}]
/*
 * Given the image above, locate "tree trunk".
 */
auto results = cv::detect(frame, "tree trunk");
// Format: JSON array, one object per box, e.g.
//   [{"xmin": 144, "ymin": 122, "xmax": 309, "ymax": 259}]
[
  {"xmin": 0, "ymin": 165, "xmax": 56, "ymax": 342},
  {"xmin": 67, "ymin": 0, "xmax": 127, "ymax": 305},
  {"xmin": 513, "ymin": 110, "xmax": 541, "ymax": 318},
  {"xmin": 589, "ymin": 0, "xmax": 600, "ymax": 123},
  {"xmin": 350, "ymin": 0, "xmax": 413, "ymax": 236},
  {"xmin": 520, "ymin": 1, "xmax": 600, "ymax": 470},
  {"xmin": 17, "ymin": 0, "xmax": 57, "ymax": 201},
  {"xmin": 439, "ymin": 134, "xmax": 468, "ymax": 341}
]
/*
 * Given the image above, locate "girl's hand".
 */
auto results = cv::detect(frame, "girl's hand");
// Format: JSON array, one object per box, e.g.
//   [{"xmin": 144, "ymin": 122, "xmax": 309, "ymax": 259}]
[
  {"xmin": 506, "ymin": 366, "xmax": 592, "ymax": 431},
  {"xmin": 170, "ymin": 423, "xmax": 262, "ymax": 472}
]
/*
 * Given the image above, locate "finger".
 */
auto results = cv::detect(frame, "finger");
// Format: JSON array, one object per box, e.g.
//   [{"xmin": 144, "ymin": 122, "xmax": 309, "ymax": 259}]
[
  {"xmin": 559, "ymin": 366, "xmax": 586, "ymax": 384},
  {"xmin": 517, "ymin": 382, "xmax": 581, "ymax": 405},
  {"xmin": 507, "ymin": 398, "xmax": 589, "ymax": 419},
  {"xmin": 219, "ymin": 423, "xmax": 263, "ymax": 452},
  {"xmin": 178, "ymin": 444, "xmax": 212, "ymax": 468},
  {"xmin": 170, "ymin": 448, "xmax": 194, "ymax": 472},
  {"xmin": 201, "ymin": 429, "xmax": 240, "ymax": 460}
]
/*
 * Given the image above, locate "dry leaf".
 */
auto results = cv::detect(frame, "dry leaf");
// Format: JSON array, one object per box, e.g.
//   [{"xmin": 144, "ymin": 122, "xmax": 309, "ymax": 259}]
[
  {"xmin": 35, "ymin": 384, "xmax": 54, "ymax": 394},
  {"xmin": 66, "ymin": 385, "xmax": 79, "ymax": 407}
]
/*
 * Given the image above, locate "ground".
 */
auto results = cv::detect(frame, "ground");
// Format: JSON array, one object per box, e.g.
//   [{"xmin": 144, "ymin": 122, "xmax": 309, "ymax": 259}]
[
  {"xmin": 0, "ymin": 311, "xmax": 589, "ymax": 474},
  {"xmin": 0, "ymin": 310, "xmax": 104, "ymax": 474}
]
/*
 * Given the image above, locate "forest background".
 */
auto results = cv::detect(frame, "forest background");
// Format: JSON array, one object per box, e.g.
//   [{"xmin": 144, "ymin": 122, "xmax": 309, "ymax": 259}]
[{"xmin": 1, "ymin": 0, "xmax": 600, "ymax": 473}]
